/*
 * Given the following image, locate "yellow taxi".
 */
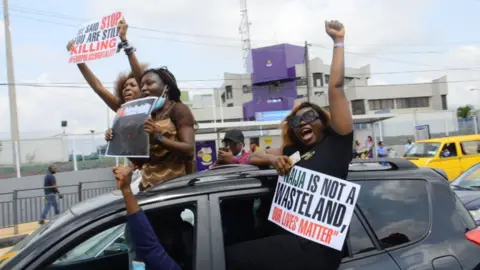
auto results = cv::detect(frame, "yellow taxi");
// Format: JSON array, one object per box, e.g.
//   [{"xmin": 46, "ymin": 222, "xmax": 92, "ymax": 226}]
[{"xmin": 403, "ymin": 135, "xmax": 480, "ymax": 181}]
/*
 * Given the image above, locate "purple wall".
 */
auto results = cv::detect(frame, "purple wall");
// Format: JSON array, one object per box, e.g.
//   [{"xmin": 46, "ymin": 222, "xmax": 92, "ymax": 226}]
[{"xmin": 243, "ymin": 43, "xmax": 305, "ymax": 120}]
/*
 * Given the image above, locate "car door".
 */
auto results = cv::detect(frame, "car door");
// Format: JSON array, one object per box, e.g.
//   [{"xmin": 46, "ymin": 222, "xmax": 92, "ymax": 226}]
[
  {"xmin": 209, "ymin": 188, "xmax": 400, "ymax": 270},
  {"xmin": 339, "ymin": 210, "xmax": 400, "ymax": 270},
  {"xmin": 429, "ymin": 142, "xmax": 462, "ymax": 180},
  {"xmin": 25, "ymin": 195, "xmax": 210, "ymax": 270}
]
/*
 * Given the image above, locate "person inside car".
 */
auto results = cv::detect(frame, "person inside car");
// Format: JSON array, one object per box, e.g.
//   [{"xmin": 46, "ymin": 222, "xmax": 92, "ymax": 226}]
[
  {"xmin": 113, "ymin": 166, "xmax": 181, "ymax": 270},
  {"xmin": 241, "ymin": 20, "xmax": 353, "ymax": 270},
  {"xmin": 209, "ymin": 129, "xmax": 251, "ymax": 169}
]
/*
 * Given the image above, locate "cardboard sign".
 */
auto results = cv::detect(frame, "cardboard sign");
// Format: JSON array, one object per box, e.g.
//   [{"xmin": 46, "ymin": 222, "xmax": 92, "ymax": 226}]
[
  {"xmin": 106, "ymin": 97, "xmax": 158, "ymax": 158},
  {"xmin": 68, "ymin": 12, "xmax": 122, "ymax": 63},
  {"xmin": 268, "ymin": 166, "xmax": 361, "ymax": 251}
]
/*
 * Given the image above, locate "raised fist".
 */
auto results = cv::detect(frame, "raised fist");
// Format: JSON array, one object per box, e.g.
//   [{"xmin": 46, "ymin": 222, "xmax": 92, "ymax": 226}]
[
  {"xmin": 325, "ymin": 20, "xmax": 345, "ymax": 42},
  {"xmin": 117, "ymin": 17, "xmax": 128, "ymax": 41}
]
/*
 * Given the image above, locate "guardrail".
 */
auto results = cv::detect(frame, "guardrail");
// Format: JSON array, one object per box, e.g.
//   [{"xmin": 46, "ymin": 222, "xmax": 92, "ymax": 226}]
[{"xmin": 0, "ymin": 180, "xmax": 116, "ymax": 234}]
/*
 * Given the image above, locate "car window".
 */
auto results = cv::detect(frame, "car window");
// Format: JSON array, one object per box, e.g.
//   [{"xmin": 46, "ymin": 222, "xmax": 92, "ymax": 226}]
[
  {"xmin": 404, "ymin": 142, "xmax": 440, "ymax": 158},
  {"xmin": 453, "ymin": 193, "xmax": 477, "ymax": 231},
  {"xmin": 356, "ymin": 180, "xmax": 430, "ymax": 249},
  {"xmin": 48, "ymin": 204, "xmax": 196, "ymax": 270},
  {"xmin": 460, "ymin": 140, "xmax": 480, "ymax": 155},
  {"xmin": 349, "ymin": 213, "xmax": 376, "ymax": 256},
  {"xmin": 440, "ymin": 142, "xmax": 457, "ymax": 158},
  {"xmin": 219, "ymin": 194, "xmax": 286, "ymax": 247},
  {"xmin": 54, "ymin": 224, "xmax": 127, "ymax": 264},
  {"xmin": 451, "ymin": 163, "xmax": 480, "ymax": 188}
]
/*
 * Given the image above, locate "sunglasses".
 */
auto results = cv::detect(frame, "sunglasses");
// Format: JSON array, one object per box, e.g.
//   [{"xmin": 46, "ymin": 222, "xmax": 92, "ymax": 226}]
[
  {"xmin": 223, "ymin": 140, "xmax": 238, "ymax": 147},
  {"xmin": 288, "ymin": 110, "xmax": 320, "ymax": 129}
]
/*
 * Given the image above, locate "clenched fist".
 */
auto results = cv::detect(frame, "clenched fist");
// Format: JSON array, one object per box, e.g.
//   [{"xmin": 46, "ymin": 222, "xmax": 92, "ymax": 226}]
[
  {"xmin": 325, "ymin": 20, "xmax": 345, "ymax": 43},
  {"xmin": 117, "ymin": 17, "xmax": 128, "ymax": 42}
]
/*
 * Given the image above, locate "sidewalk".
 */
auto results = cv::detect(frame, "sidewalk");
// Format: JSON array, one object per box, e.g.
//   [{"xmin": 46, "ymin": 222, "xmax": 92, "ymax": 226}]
[
  {"xmin": 0, "ymin": 222, "xmax": 41, "ymax": 239},
  {"xmin": 0, "ymin": 247, "xmax": 10, "ymax": 256}
]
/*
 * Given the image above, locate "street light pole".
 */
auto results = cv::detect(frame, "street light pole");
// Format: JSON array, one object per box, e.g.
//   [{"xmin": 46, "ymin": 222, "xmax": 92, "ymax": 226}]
[
  {"xmin": 304, "ymin": 41, "xmax": 312, "ymax": 103},
  {"xmin": 3, "ymin": 0, "xmax": 21, "ymax": 178}
]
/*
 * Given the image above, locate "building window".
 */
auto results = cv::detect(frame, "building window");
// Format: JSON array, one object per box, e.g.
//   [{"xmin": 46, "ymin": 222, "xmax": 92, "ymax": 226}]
[
  {"xmin": 221, "ymin": 93, "xmax": 226, "ymax": 104},
  {"xmin": 396, "ymin": 97, "xmax": 429, "ymax": 109},
  {"xmin": 227, "ymin": 103, "xmax": 234, "ymax": 107},
  {"xmin": 313, "ymin": 73, "xmax": 323, "ymax": 87},
  {"xmin": 441, "ymin": 95, "xmax": 448, "ymax": 110},
  {"xmin": 225, "ymin": 85, "xmax": 233, "ymax": 99},
  {"xmin": 324, "ymin": 74, "xmax": 330, "ymax": 84},
  {"xmin": 368, "ymin": 99, "xmax": 394, "ymax": 110},
  {"xmin": 242, "ymin": 85, "xmax": 251, "ymax": 94},
  {"xmin": 351, "ymin": 100, "xmax": 366, "ymax": 115},
  {"xmin": 268, "ymin": 81, "xmax": 283, "ymax": 93},
  {"xmin": 344, "ymin": 77, "xmax": 354, "ymax": 85},
  {"xmin": 296, "ymin": 77, "xmax": 307, "ymax": 86}
]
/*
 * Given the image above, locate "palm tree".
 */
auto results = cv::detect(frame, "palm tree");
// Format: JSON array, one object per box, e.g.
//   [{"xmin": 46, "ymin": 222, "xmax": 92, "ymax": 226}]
[{"xmin": 457, "ymin": 105, "xmax": 474, "ymax": 119}]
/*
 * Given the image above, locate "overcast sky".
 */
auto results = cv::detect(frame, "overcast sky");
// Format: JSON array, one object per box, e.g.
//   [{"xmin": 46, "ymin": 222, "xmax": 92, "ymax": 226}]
[{"xmin": 0, "ymin": 0, "xmax": 478, "ymax": 140}]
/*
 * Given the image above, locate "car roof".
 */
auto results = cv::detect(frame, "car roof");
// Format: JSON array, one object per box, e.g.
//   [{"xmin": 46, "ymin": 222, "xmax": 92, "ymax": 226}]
[
  {"xmin": 53, "ymin": 159, "xmax": 445, "ymax": 230},
  {"xmin": 417, "ymin": 134, "xmax": 480, "ymax": 143}
]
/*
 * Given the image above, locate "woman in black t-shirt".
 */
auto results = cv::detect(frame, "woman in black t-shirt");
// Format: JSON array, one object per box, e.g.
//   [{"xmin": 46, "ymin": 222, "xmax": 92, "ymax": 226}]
[{"xmin": 227, "ymin": 20, "xmax": 353, "ymax": 270}]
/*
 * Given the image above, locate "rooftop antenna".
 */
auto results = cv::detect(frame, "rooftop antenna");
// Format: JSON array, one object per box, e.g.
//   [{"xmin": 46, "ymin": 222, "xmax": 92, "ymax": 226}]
[{"xmin": 239, "ymin": 0, "xmax": 252, "ymax": 71}]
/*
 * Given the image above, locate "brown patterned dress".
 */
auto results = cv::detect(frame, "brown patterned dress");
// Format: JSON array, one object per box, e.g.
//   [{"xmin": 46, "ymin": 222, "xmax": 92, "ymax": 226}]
[{"xmin": 139, "ymin": 101, "xmax": 195, "ymax": 190}]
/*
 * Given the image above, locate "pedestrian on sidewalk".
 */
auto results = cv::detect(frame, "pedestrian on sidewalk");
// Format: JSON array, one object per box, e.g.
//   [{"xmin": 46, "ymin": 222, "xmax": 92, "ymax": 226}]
[{"xmin": 39, "ymin": 166, "xmax": 63, "ymax": 224}]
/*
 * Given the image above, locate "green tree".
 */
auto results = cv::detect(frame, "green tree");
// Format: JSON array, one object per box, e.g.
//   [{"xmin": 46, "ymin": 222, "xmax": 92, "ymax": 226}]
[{"xmin": 457, "ymin": 105, "xmax": 474, "ymax": 119}]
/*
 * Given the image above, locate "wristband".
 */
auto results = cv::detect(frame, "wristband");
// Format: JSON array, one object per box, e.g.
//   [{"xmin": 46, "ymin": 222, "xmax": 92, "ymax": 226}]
[
  {"xmin": 116, "ymin": 40, "xmax": 136, "ymax": 55},
  {"xmin": 155, "ymin": 134, "xmax": 164, "ymax": 144},
  {"xmin": 334, "ymin": 43, "xmax": 344, "ymax": 48}
]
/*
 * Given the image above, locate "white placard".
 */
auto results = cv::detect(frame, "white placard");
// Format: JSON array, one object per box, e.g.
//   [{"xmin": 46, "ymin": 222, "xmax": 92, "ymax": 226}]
[
  {"xmin": 268, "ymin": 166, "xmax": 361, "ymax": 251},
  {"xmin": 68, "ymin": 12, "xmax": 122, "ymax": 64}
]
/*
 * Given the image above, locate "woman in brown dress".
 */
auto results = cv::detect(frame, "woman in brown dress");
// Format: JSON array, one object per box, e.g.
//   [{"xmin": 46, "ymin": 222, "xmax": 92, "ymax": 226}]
[{"xmin": 135, "ymin": 67, "xmax": 196, "ymax": 189}]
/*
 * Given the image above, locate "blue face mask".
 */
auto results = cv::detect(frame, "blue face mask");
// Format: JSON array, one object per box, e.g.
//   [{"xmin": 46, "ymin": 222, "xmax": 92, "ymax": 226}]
[
  {"xmin": 132, "ymin": 261, "xmax": 145, "ymax": 270},
  {"xmin": 150, "ymin": 86, "xmax": 169, "ymax": 112}
]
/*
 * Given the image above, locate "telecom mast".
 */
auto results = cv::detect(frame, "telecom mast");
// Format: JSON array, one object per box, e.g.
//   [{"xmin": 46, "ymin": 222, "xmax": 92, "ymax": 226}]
[{"xmin": 239, "ymin": 0, "xmax": 252, "ymax": 70}]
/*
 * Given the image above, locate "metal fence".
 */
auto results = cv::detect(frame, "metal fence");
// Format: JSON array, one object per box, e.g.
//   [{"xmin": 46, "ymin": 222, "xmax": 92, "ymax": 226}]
[{"xmin": 0, "ymin": 180, "xmax": 116, "ymax": 233}]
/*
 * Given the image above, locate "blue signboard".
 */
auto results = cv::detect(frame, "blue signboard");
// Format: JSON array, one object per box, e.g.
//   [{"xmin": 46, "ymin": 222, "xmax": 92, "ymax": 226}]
[{"xmin": 255, "ymin": 110, "xmax": 291, "ymax": 121}]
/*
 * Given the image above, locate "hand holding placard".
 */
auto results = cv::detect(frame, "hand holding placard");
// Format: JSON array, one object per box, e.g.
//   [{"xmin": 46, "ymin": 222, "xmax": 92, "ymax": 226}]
[
  {"xmin": 117, "ymin": 17, "xmax": 128, "ymax": 42},
  {"xmin": 268, "ymin": 166, "xmax": 360, "ymax": 251}
]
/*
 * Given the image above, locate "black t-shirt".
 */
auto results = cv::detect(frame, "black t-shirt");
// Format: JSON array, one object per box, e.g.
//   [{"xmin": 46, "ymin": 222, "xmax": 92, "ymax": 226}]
[
  {"xmin": 226, "ymin": 128, "xmax": 353, "ymax": 270},
  {"xmin": 283, "ymin": 127, "xmax": 353, "ymax": 180}
]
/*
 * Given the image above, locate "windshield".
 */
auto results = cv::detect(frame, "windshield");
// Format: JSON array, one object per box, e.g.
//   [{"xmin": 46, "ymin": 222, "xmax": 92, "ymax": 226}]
[
  {"xmin": 404, "ymin": 142, "xmax": 440, "ymax": 158},
  {"xmin": 451, "ymin": 163, "xmax": 480, "ymax": 188}
]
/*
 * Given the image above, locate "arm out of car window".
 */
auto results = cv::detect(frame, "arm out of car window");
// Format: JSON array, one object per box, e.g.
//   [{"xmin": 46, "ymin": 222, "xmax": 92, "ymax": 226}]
[{"xmin": 113, "ymin": 167, "xmax": 181, "ymax": 270}]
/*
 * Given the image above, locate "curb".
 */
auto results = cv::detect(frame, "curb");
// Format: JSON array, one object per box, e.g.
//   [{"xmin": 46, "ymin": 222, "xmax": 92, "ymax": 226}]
[{"xmin": 0, "ymin": 234, "xmax": 28, "ymax": 249}]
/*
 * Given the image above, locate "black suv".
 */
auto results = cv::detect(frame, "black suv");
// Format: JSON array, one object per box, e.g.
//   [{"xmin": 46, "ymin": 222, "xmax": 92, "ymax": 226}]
[{"xmin": 2, "ymin": 159, "xmax": 480, "ymax": 270}]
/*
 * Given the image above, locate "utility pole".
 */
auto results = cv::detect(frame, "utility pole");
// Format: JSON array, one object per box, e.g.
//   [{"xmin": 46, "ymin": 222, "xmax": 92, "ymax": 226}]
[
  {"xmin": 3, "ymin": 0, "xmax": 21, "ymax": 178},
  {"xmin": 304, "ymin": 41, "xmax": 312, "ymax": 103},
  {"xmin": 239, "ymin": 0, "xmax": 252, "ymax": 71}
]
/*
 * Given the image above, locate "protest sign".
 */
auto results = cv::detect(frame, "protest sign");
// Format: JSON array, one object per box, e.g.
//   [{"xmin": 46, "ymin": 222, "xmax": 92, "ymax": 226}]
[
  {"xmin": 106, "ymin": 97, "xmax": 158, "ymax": 158},
  {"xmin": 268, "ymin": 166, "xmax": 361, "ymax": 251},
  {"xmin": 68, "ymin": 12, "xmax": 122, "ymax": 64}
]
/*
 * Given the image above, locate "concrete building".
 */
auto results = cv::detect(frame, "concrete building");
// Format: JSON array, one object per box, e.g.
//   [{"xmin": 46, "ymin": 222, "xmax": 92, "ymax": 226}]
[
  {"xmin": 190, "ymin": 43, "xmax": 448, "ymax": 122},
  {"xmin": 187, "ymin": 42, "xmax": 451, "ymax": 151}
]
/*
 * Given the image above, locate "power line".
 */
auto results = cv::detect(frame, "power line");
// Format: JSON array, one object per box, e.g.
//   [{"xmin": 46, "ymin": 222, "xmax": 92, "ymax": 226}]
[
  {"xmin": 5, "ymin": 5, "xmax": 480, "ymax": 50},
  {"xmin": 5, "ymin": 66, "xmax": 478, "ymax": 85},
  {"xmin": 3, "ymin": 78, "xmax": 480, "ymax": 90}
]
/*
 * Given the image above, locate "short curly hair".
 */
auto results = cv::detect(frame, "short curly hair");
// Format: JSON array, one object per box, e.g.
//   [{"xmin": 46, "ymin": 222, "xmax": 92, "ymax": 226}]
[{"xmin": 114, "ymin": 63, "xmax": 149, "ymax": 104}]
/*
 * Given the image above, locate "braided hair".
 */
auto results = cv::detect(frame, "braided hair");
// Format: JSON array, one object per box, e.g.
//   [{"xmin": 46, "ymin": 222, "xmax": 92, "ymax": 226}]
[{"xmin": 143, "ymin": 67, "xmax": 181, "ymax": 102}]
